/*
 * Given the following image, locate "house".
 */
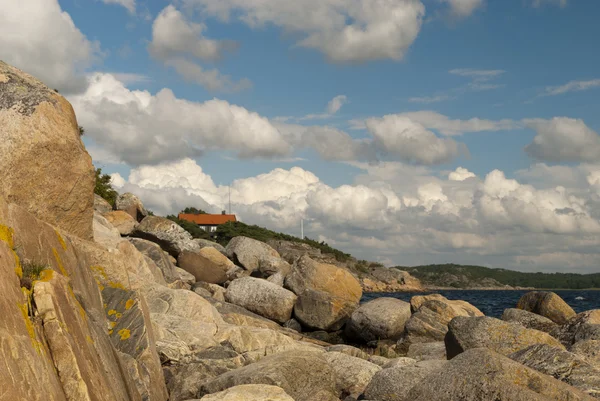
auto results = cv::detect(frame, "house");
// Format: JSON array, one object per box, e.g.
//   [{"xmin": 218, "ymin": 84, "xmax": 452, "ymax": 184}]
[{"xmin": 178, "ymin": 211, "xmax": 237, "ymax": 235}]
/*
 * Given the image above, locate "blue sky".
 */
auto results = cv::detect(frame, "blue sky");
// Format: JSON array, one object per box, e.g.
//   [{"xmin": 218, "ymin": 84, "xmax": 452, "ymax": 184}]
[{"xmin": 2, "ymin": 0, "xmax": 600, "ymax": 272}]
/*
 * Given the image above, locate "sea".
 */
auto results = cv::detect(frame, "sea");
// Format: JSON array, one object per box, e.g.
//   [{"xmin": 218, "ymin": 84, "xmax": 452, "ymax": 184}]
[{"xmin": 363, "ymin": 290, "xmax": 600, "ymax": 318}]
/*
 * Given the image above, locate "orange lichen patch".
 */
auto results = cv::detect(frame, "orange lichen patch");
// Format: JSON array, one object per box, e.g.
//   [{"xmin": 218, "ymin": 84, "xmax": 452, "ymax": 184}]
[
  {"xmin": 108, "ymin": 309, "xmax": 117, "ymax": 316},
  {"xmin": 52, "ymin": 248, "xmax": 68, "ymax": 276},
  {"xmin": 115, "ymin": 312, "xmax": 123, "ymax": 319},
  {"xmin": 90, "ymin": 265, "xmax": 108, "ymax": 280},
  {"xmin": 125, "ymin": 299, "xmax": 135, "ymax": 310},
  {"xmin": 103, "ymin": 303, "xmax": 108, "ymax": 309},
  {"xmin": 108, "ymin": 329, "xmax": 114, "ymax": 335},
  {"xmin": 17, "ymin": 299, "xmax": 41, "ymax": 352},
  {"xmin": 118, "ymin": 329, "xmax": 131, "ymax": 340},
  {"xmin": 14, "ymin": 253, "xmax": 22, "ymax": 279},
  {"xmin": 110, "ymin": 321, "xmax": 117, "ymax": 328},
  {"xmin": 37, "ymin": 269, "xmax": 54, "ymax": 282},
  {"xmin": 85, "ymin": 335, "xmax": 94, "ymax": 344},
  {"xmin": 54, "ymin": 229, "xmax": 67, "ymax": 251}
]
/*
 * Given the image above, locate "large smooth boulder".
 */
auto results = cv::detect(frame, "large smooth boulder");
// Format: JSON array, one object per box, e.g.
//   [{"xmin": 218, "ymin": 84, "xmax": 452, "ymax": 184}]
[
  {"xmin": 115, "ymin": 193, "xmax": 147, "ymax": 222},
  {"xmin": 128, "ymin": 238, "xmax": 180, "ymax": 283},
  {"xmin": 225, "ymin": 277, "xmax": 297, "ymax": 324},
  {"xmin": 285, "ymin": 255, "xmax": 362, "ymax": 331},
  {"xmin": 501, "ymin": 307, "xmax": 558, "ymax": 333},
  {"xmin": 398, "ymin": 296, "xmax": 483, "ymax": 351},
  {"xmin": 104, "ymin": 210, "xmax": 138, "ymax": 236},
  {"xmin": 322, "ymin": 351, "xmax": 381, "ymax": 398},
  {"xmin": 363, "ymin": 360, "xmax": 447, "ymax": 401},
  {"xmin": 404, "ymin": 348, "xmax": 595, "ymax": 401},
  {"xmin": 225, "ymin": 236, "xmax": 281, "ymax": 272},
  {"xmin": 510, "ymin": 344, "xmax": 600, "ymax": 398},
  {"xmin": 0, "ymin": 61, "xmax": 94, "ymax": 239},
  {"xmin": 516, "ymin": 291, "xmax": 576, "ymax": 325},
  {"xmin": 200, "ymin": 384, "xmax": 295, "ymax": 401},
  {"xmin": 445, "ymin": 316, "xmax": 565, "ymax": 359},
  {"xmin": 199, "ymin": 350, "xmax": 338, "ymax": 401},
  {"xmin": 346, "ymin": 297, "xmax": 411, "ymax": 342},
  {"xmin": 552, "ymin": 310, "xmax": 600, "ymax": 346},
  {"xmin": 178, "ymin": 247, "xmax": 237, "ymax": 284},
  {"xmin": 133, "ymin": 216, "xmax": 198, "ymax": 257}
]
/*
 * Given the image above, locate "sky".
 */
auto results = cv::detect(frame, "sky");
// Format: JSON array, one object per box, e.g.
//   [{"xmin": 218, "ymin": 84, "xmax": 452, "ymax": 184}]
[{"xmin": 2, "ymin": 0, "xmax": 600, "ymax": 273}]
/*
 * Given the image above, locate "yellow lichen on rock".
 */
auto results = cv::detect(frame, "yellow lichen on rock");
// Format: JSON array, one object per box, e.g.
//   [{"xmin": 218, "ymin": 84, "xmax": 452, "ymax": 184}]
[
  {"xmin": 52, "ymin": 247, "xmax": 68, "ymax": 276},
  {"xmin": 125, "ymin": 299, "xmax": 135, "ymax": 310},
  {"xmin": 0, "ymin": 224, "xmax": 15, "ymax": 248},
  {"xmin": 54, "ymin": 229, "xmax": 67, "ymax": 251},
  {"xmin": 118, "ymin": 329, "xmax": 131, "ymax": 340}
]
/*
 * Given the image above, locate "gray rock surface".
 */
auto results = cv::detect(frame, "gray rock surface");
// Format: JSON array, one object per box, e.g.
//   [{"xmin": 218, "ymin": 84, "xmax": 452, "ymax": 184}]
[
  {"xmin": 94, "ymin": 194, "xmax": 113, "ymax": 214},
  {"xmin": 128, "ymin": 238, "xmax": 180, "ymax": 283},
  {"xmin": 346, "ymin": 297, "xmax": 411, "ymax": 342},
  {"xmin": 199, "ymin": 384, "xmax": 295, "ymax": 401},
  {"xmin": 326, "ymin": 344, "xmax": 370, "ymax": 360},
  {"xmin": 510, "ymin": 344, "xmax": 600, "ymax": 398},
  {"xmin": 194, "ymin": 238, "xmax": 227, "ymax": 255},
  {"xmin": 407, "ymin": 341, "xmax": 447, "ymax": 361},
  {"xmin": 516, "ymin": 291, "xmax": 576, "ymax": 325},
  {"xmin": 104, "ymin": 210, "xmax": 138, "ymax": 236},
  {"xmin": 93, "ymin": 211, "xmax": 122, "ymax": 248},
  {"xmin": 501, "ymin": 307, "xmax": 559, "ymax": 333},
  {"xmin": 446, "ymin": 316, "xmax": 565, "ymax": 359},
  {"xmin": 323, "ymin": 351, "xmax": 381, "ymax": 398},
  {"xmin": 570, "ymin": 339, "xmax": 600, "ymax": 367},
  {"xmin": 363, "ymin": 360, "xmax": 447, "ymax": 401},
  {"xmin": 225, "ymin": 236, "xmax": 281, "ymax": 272},
  {"xmin": 225, "ymin": 277, "xmax": 297, "ymax": 323},
  {"xmin": 115, "ymin": 192, "xmax": 147, "ymax": 222},
  {"xmin": 552, "ymin": 310, "xmax": 600, "ymax": 346},
  {"xmin": 398, "ymin": 297, "xmax": 483, "ymax": 352},
  {"xmin": 404, "ymin": 348, "xmax": 595, "ymax": 401},
  {"xmin": 199, "ymin": 350, "xmax": 338, "ymax": 401},
  {"xmin": 133, "ymin": 216, "xmax": 199, "ymax": 257}
]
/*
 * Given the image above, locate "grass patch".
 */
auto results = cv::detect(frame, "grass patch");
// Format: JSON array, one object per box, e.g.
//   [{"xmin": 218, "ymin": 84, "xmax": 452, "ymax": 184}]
[{"xmin": 20, "ymin": 261, "xmax": 49, "ymax": 290}]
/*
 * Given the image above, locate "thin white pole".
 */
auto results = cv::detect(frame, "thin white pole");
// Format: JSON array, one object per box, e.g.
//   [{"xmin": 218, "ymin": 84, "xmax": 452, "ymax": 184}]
[{"xmin": 301, "ymin": 219, "xmax": 304, "ymax": 239}]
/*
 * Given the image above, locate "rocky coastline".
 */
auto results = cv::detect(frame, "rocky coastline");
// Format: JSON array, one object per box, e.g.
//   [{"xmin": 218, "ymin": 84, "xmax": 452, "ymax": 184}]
[{"xmin": 1, "ymin": 60, "xmax": 600, "ymax": 401}]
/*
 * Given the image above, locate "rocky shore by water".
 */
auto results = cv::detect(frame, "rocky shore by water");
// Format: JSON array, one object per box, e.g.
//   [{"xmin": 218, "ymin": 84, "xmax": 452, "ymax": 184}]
[{"xmin": 1, "ymin": 60, "xmax": 600, "ymax": 401}]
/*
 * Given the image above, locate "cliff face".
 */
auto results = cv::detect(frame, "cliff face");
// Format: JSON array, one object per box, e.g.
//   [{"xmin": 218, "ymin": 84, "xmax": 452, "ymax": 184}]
[{"xmin": 0, "ymin": 61, "xmax": 167, "ymax": 401}]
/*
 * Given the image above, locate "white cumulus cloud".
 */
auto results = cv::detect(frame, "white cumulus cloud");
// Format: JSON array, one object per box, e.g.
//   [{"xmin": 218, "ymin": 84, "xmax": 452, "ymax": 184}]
[
  {"xmin": 524, "ymin": 117, "xmax": 600, "ymax": 163},
  {"xmin": 441, "ymin": 0, "xmax": 484, "ymax": 18},
  {"xmin": 449, "ymin": 167, "xmax": 476, "ymax": 181},
  {"xmin": 101, "ymin": 0, "xmax": 136, "ymax": 13},
  {"xmin": 148, "ymin": 5, "xmax": 250, "ymax": 91},
  {"xmin": 0, "ymin": 0, "xmax": 101, "ymax": 93},
  {"xmin": 182, "ymin": 0, "xmax": 425, "ymax": 63}
]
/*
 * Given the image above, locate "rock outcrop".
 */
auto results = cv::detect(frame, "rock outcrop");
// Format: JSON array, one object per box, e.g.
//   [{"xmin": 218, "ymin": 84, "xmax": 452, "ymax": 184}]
[
  {"xmin": 501, "ymin": 307, "xmax": 559, "ymax": 333},
  {"xmin": 104, "ymin": 210, "xmax": 138, "ymax": 236},
  {"xmin": 225, "ymin": 277, "xmax": 297, "ymax": 323},
  {"xmin": 510, "ymin": 344, "xmax": 600, "ymax": 398},
  {"xmin": 115, "ymin": 193, "xmax": 147, "ymax": 222},
  {"xmin": 285, "ymin": 255, "xmax": 362, "ymax": 331},
  {"xmin": 346, "ymin": 297, "xmax": 411, "ymax": 342},
  {"xmin": 445, "ymin": 316, "xmax": 565, "ymax": 359},
  {"xmin": 516, "ymin": 291, "xmax": 577, "ymax": 325},
  {"xmin": 404, "ymin": 348, "xmax": 595, "ymax": 401},
  {"xmin": 199, "ymin": 350, "xmax": 338, "ymax": 401},
  {"xmin": 0, "ymin": 61, "xmax": 94, "ymax": 239},
  {"xmin": 133, "ymin": 216, "xmax": 199, "ymax": 257},
  {"xmin": 225, "ymin": 236, "xmax": 281, "ymax": 273},
  {"xmin": 323, "ymin": 351, "xmax": 381, "ymax": 398},
  {"xmin": 178, "ymin": 247, "xmax": 236, "ymax": 284},
  {"xmin": 397, "ymin": 295, "xmax": 483, "ymax": 351},
  {"xmin": 199, "ymin": 384, "xmax": 295, "ymax": 401}
]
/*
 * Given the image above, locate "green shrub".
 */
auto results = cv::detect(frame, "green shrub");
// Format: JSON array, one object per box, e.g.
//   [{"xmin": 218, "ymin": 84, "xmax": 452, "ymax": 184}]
[
  {"xmin": 20, "ymin": 261, "xmax": 49, "ymax": 290},
  {"xmin": 94, "ymin": 167, "xmax": 119, "ymax": 207}
]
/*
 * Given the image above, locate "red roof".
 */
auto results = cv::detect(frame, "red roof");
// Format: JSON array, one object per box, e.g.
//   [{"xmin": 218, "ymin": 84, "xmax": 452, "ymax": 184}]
[{"xmin": 178, "ymin": 213, "xmax": 237, "ymax": 225}]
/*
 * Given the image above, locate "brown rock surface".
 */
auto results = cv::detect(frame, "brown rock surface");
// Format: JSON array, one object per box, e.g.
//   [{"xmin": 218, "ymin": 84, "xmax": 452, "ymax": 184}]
[
  {"xmin": 104, "ymin": 210, "xmax": 138, "ymax": 236},
  {"xmin": 0, "ymin": 61, "xmax": 94, "ymax": 239},
  {"xmin": 178, "ymin": 247, "xmax": 236, "ymax": 284},
  {"xmin": 516, "ymin": 291, "xmax": 576, "ymax": 325}
]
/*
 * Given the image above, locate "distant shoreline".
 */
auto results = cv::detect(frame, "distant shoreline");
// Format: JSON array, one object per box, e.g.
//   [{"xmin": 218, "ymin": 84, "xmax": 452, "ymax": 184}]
[{"xmin": 365, "ymin": 287, "xmax": 600, "ymax": 293}]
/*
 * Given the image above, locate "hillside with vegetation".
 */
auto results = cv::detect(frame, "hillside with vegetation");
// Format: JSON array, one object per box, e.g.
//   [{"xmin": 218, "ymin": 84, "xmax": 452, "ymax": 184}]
[{"xmin": 403, "ymin": 263, "xmax": 600, "ymax": 289}]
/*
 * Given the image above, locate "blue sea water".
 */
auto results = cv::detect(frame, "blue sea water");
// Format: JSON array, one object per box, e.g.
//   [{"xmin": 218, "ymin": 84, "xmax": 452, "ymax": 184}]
[{"xmin": 363, "ymin": 290, "xmax": 600, "ymax": 318}]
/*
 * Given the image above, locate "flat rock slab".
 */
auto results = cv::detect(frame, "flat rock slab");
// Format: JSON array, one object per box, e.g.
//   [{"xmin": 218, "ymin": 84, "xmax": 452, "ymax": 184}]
[{"xmin": 225, "ymin": 277, "xmax": 297, "ymax": 323}]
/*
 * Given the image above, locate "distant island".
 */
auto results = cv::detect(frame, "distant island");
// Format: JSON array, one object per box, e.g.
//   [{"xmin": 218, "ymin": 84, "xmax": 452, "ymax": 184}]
[{"xmin": 400, "ymin": 263, "xmax": 600, "ymax": 290}]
